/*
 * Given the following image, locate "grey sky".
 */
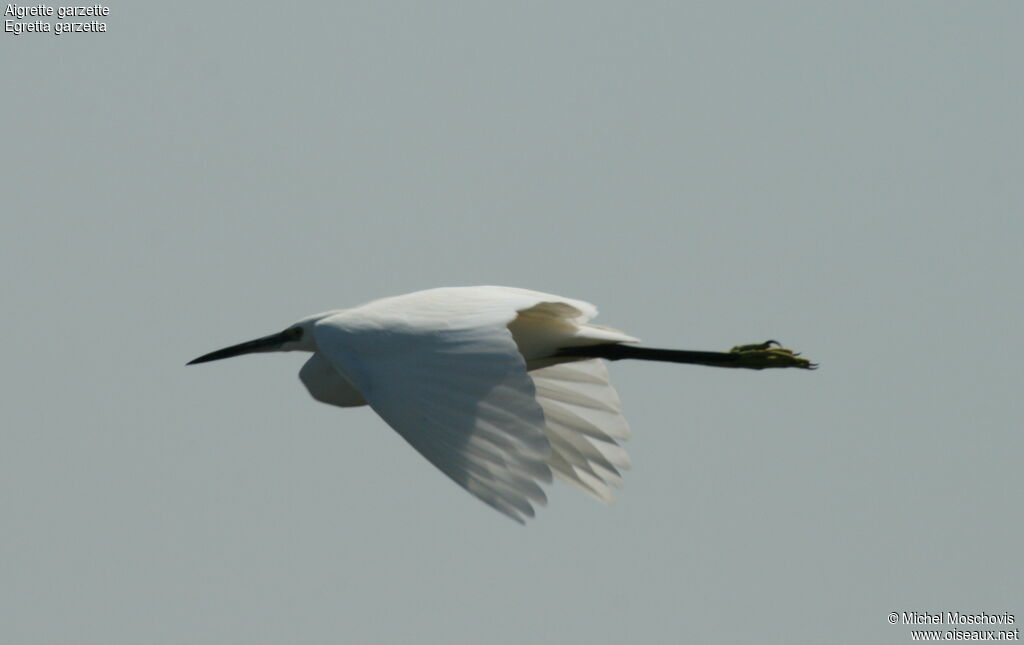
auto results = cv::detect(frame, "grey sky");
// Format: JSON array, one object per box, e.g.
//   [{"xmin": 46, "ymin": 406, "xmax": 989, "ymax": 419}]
[{"xmin": 2, "ymin": 2, "xmax": 1021, "ymax": 643}]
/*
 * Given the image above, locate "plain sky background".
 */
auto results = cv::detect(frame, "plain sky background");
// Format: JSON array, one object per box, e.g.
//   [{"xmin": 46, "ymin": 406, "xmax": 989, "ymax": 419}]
[{"xmin": 2, "ymin": 2, "xmax": 1021, "ymax": 643}]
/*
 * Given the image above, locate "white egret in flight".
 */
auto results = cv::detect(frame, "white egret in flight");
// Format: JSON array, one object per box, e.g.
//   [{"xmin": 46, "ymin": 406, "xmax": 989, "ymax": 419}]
[{"xmin": 188, "ymin": 286, "xmax": 815, "ymax": 523}]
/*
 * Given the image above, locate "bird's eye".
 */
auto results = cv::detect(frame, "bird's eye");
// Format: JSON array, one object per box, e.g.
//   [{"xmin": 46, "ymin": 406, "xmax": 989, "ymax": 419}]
[{"xmin": 285, "ymin": 327, "xmax": 303, "ymax": 341}]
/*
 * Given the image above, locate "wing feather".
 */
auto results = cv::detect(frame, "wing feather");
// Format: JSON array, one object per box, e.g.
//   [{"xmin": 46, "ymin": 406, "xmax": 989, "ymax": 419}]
[
  {"xmin": 313, "ymin": 298, "xmax": 556, "ymax": 523},
  {"xmin": 529, "ymin": 360, "xmax": 632, "ymax": 503},
  {"xmin": 309, "ymin": 287, "xmax": 635, "ymax": 520}
]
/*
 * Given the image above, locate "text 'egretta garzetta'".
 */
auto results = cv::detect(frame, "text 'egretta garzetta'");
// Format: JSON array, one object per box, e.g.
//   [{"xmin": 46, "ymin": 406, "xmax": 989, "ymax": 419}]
[{"xmin": 188, "ymin": 286, "xmax": 816, "ymax": 523}]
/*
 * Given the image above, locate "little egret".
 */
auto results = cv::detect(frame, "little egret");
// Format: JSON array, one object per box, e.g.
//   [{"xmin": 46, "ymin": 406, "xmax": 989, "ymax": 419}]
[{"xmin": 188, "ymin": 286, "xmax": 815, "ymax": 523}]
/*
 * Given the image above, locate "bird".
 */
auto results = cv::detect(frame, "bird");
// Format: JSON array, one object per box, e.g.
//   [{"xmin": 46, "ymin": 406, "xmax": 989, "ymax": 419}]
[{"xmin": 187, "ymin": 286, "xmax": 815, "ymax": 523}]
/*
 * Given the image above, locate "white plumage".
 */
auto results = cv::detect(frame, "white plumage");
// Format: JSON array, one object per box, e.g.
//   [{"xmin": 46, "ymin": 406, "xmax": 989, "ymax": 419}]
[
  {"xmin": 188, "ymin": 285, "xmax": 816, "ymax": 522},
  {"xmin": 308, "ymin": 287, "xmax": 636, "ymax": 522}
]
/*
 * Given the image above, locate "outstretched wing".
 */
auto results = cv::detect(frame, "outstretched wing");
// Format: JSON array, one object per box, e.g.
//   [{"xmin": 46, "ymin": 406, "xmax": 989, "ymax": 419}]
[{"xmin": 312, "ymin": 288, "xmax": 573, "ymax": 522}]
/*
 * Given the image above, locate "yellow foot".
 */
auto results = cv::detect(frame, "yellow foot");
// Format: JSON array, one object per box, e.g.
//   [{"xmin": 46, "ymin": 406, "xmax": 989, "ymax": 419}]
[{"xmin": 728, "ymin": 340, "xmax": 818, "ymax": 370}]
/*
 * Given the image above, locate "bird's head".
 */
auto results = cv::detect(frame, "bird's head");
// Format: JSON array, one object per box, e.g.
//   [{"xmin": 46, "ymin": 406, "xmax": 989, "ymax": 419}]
[{"xmin": 186, "ymin": 311, "xmax": 341, "ymax": 365}]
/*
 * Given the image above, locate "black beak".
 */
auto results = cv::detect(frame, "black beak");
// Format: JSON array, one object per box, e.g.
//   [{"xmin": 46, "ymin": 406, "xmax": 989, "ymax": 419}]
[{"xmin": 187, "ymin": 330, "xmax": 292, "ymax": 365}]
